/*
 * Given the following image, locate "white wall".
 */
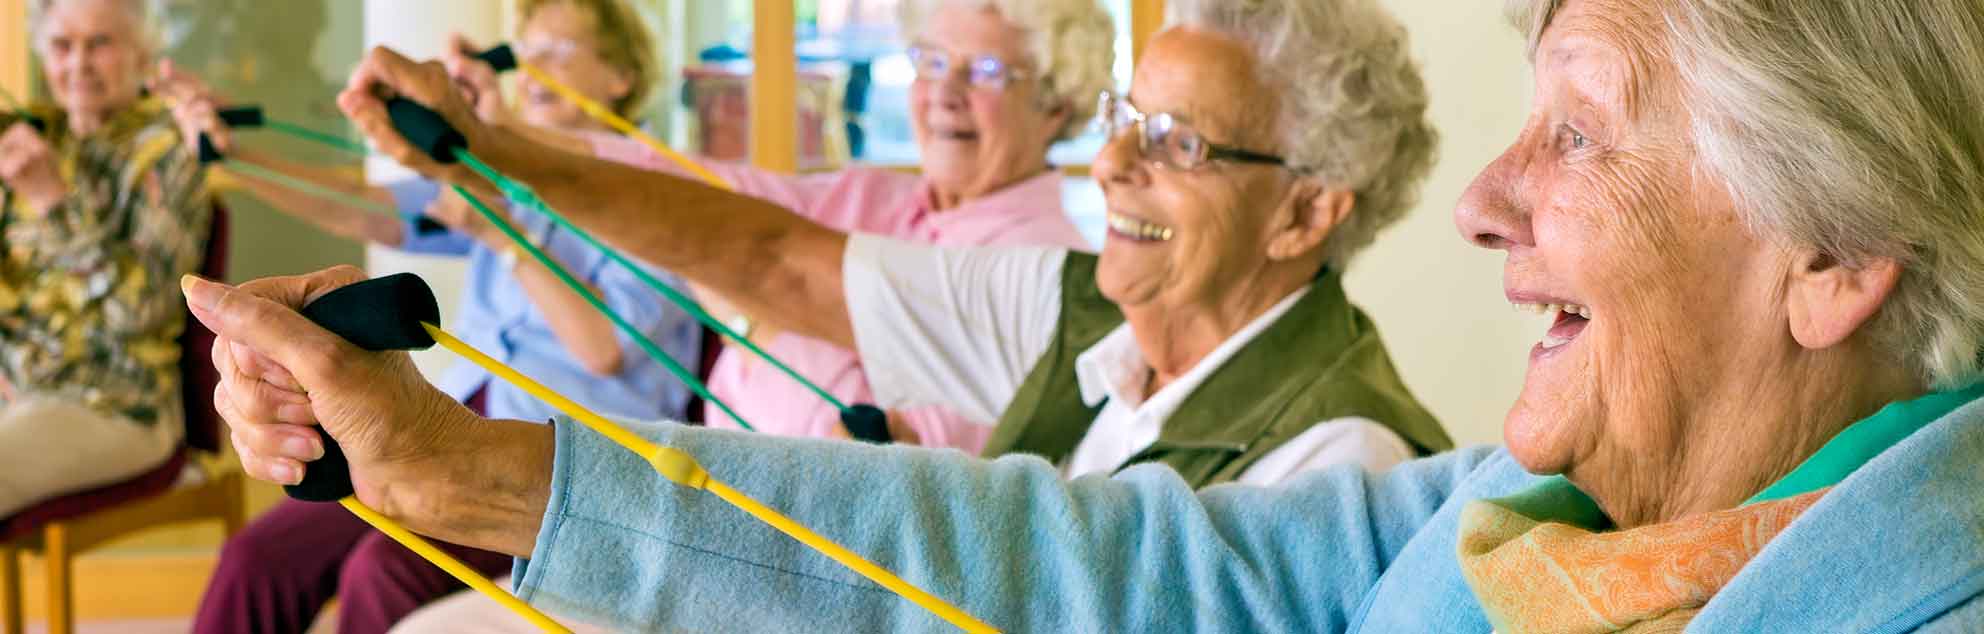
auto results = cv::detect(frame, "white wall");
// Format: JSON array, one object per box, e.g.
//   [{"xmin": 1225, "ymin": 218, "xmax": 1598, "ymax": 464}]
[
  {"xmin": 1343, "ymin": 1, "xmax": 1536, "ymax": 447},
  {"xmin": 362, "ymin": 0, "xmax": 510, "ymax": 377}
]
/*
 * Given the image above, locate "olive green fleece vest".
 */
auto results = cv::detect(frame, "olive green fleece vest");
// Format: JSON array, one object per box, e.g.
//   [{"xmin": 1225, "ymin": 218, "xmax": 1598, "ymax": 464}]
[{"xmin": 982, "ymin": 253, "xmax": 1452, "ymax": 487}]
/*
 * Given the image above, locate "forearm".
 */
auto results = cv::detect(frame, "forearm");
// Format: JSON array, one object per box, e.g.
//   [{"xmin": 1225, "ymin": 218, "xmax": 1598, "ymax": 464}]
[
  {"xmin": 505, "ymin": 250, "xmax": 625, "ymax": 375},
  {"xmin": 390, "ymin": 416, "xmax": 556, "ymax": 558},
  {"xmin": 510, "ymin": 418, "xmax": 1418, "ymax": 632},
  {"xmin": 474, "ymin": 130, "xmax": 856, "ymax": 348},
  {"xmin": 228, "ymin": 152, "xmax": 404, "ymax": 245}
]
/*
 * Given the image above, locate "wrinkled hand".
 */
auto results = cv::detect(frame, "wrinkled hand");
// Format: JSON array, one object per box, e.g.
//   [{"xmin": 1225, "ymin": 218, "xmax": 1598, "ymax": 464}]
[
  {"xmin": 441, "ymin": 33, "xmax": 511, "ymax": 126},
  {"xmin": 183, "ymin": 266, "xmax": 477, "ymax": 516},
  {"xmin": 337, "ymin": 46, "xmax": 498, "ymax": 189},
  {"xmin": 0, "ymin": 123, "xmax": 65, "ymax": 209},
  {"xmin": 150, "ymin": 59, "xmax": 231, "ymax": 157}
]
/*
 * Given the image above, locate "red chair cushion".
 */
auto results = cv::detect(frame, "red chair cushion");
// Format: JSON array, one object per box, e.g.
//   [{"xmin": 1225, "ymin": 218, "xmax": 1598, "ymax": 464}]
[{"xmin": 0, "ymin": 449, "xmax": 189, "ymax": 541}]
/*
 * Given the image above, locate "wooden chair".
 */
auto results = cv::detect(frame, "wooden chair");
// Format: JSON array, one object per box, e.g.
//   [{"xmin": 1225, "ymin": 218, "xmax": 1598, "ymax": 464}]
[{"xmin": 0, "ymin": 205, "xmax": 241, "ymax": 634}]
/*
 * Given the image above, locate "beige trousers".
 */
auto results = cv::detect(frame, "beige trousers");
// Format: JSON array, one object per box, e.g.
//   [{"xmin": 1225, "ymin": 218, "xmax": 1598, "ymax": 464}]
[
  {"xmin": 0, "ymin": 396, "xmax": 182, "ymax": 518},
  {"xmin": 390, "ymin": 577, "xmax": 609, "ymax": 634}
]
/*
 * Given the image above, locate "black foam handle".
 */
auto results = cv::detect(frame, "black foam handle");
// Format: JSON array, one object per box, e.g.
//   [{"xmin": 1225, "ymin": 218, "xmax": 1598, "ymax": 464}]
[
  {"xmin": 283, "ymin": 273, "xmax": 443, "ymax": 502},
  {"xmin": 218, "ymin": 105, "xmax": 265, "ymax": 128},
  {"xmin": 197, "ymin": 106, "xmax": 262, "ymax": 164},
  {"xmin": 10, "ymin": 113, "xmax": 46, "ymax": 134},
  {"xmin": 477, "ymin": 44, "xmax": 518, "ymax": 74},
  {"xmin": 386, "ymin": 97, "xmax": 466, "ymax": 164},
  {"xmin": 839, "ymin": 404, "xmax": 893, "ymax": 444},
  {"xmin": 413, "ymin": 216, "xmax": 450, "ymax": 236},
  {"xmin": 198, "ymin": 134, "xmax": 223, "ymax": 164}
]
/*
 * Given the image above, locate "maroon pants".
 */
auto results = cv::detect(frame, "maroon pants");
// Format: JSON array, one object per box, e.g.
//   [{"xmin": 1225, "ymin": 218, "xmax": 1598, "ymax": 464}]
[{"xmin": 191, "ymin": 498, "xmax": 513, "ymax": 634}]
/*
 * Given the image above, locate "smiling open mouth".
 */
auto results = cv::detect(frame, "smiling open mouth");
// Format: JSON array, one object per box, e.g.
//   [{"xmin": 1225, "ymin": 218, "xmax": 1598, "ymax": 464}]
[
  {"xmin": 1107, "ymin": 211, "xmax": 1173, "ymax": 242},
  {"xmin": 1514, "ymin": 302, "xmax": 1592, "ymax": 352}
]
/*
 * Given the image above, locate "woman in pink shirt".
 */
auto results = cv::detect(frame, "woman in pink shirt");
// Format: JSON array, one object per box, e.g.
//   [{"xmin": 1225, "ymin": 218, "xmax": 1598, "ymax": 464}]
[{"xmin": 587, "ymin": 0, "xmax": 1114, "ymax": 453}]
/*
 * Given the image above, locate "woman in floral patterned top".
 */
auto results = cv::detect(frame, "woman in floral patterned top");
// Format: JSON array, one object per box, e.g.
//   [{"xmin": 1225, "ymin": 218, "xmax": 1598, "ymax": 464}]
[{"xmin": 0, "ymin": 0, "xmax": 224, "ymax": 516}]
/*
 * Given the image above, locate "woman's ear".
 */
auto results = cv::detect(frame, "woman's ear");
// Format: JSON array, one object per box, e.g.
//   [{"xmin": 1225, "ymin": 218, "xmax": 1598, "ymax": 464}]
[
  {"xmin": 1785, "ymin": 250, "xmax": 1901, "ymax": 350},
  {"xmin": 1266, "ymin": 180, "xmax": 1353, "ymax": 262}
]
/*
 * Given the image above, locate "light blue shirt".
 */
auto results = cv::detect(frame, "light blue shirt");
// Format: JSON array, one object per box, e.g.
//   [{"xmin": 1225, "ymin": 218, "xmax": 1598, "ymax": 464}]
[
  {"xmin": 507, "ymin": 391, "xmax": 1984, "ymax": 632},
  {"xmin": 388, "ymin": 179, "xmax": 699, "ymax": 424}
]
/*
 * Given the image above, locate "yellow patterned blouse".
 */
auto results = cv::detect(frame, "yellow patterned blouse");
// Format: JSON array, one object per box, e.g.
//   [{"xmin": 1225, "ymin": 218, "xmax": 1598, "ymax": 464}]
[{"xmin": 0, "ymin": 99, "xmax": 212, "ymax": 429}]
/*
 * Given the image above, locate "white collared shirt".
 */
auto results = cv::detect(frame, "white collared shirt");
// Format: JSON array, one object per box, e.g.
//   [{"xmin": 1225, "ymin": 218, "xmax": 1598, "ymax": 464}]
[{"xmin": 845, "ymin": 235, "xmax": 1414, "ymax": 485}]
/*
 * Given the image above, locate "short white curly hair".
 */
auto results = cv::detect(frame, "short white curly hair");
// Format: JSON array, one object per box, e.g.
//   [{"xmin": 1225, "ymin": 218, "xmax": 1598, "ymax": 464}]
[
  {"xmin": 1165, "ymin": 0, "xmax": 1438, "ymax": 270},
  {"xmin": 897, "ymin": 0, "xmax": 1117, "ymax": 141},
  {"xmin": 1509, "ymin": 0, "xmax": 1984, "ymax": 390}
]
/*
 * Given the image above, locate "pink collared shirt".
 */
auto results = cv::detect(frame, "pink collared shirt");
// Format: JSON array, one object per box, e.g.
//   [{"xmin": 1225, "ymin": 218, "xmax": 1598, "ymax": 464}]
[{"xmin": 592, "ymin": 136, "xmax": 1090, "ymax": 452}]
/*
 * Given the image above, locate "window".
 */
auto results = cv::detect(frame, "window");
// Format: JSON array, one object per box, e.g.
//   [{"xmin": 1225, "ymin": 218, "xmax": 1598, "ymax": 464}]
[{"xmin": 674, "ymin": 0, "xmax": 1134, "ymax": 170}]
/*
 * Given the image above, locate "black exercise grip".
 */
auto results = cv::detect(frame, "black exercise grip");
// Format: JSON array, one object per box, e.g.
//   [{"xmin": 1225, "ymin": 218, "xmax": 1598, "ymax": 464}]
[
  {"xmin": 386, "ymin": 97, "xmax": 466, "ymax": 164},
  {"xmin": 413, "ymin": 216, "xmax": 450, "ymax": 236},
  {"xmin": 9, "ymin": 113, "xmax": 46, "ymax": 134},
  {"xmin": 840, "ymin": 404, "xmax": 893, "ymax": 444},
  {"xmin": 218, "ymin": 105, "xmax": 265, "ymax": 128},
  {"xmin": 197, "ymin": 134, "xmax": 223, "ymax": 164},
  {"xmin": 283, "ymin": 273, "xmax": 443, "ymax": 502},
  {"xmin": 477, "ymin": 44, "xmax": 518, "ymax": 74},
  {"xmin": 197, "ymin": 106, "xmax": 262, "ymax": 164}
]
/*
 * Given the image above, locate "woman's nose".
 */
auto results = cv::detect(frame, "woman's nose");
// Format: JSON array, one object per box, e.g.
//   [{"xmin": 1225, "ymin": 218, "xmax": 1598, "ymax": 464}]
[{"xmin": 1454, "ymin": 141, "xmax": 1536, "ymax": 251}]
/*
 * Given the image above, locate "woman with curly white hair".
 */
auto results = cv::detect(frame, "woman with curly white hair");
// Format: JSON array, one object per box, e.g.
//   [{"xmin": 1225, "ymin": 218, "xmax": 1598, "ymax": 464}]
[
  {"xmin": 0, "ymin": 0, "xmax": 221, "ymax": 516},
  {"xmin": 401, "ymin": 0, "xmax": 1448, "ymax": 485},
  {"xmin": 474, "ymin": 0, "xmax": 1120, "ymax": 455}
]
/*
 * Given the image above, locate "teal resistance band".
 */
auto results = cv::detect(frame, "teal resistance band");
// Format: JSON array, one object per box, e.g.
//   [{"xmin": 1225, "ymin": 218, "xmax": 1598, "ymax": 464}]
[
  {"xmin": 210, "ymin": 108, "xmax": 756, "ymax": 430},
  {"xmin": 220, "ymin": 105, "xmax": 892, "ymax": 440}
]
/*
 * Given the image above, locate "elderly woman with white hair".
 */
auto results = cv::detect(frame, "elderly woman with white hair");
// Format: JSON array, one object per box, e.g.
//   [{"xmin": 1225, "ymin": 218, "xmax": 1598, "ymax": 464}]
[
  {"xmin": 432, "ymin": 0, "xmax": 1448, "ymax": 483},
  {"xmin": 198, "ymin": 0, "xmax": 1984, "ymax": 629},
  {"xmin": 454, "ymin": 0, "xmax": 1115, "ymax": 455},
  {"xmin": 0, "ymin": 0, "xmax": 221, "ymax": 517}
]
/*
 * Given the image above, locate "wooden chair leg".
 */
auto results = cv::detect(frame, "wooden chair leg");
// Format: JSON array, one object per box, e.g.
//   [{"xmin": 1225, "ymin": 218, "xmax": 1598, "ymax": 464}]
[
  {"xmin": 221, "ymin": 471, "xmax": 245, "ymax": 537},
  {"xmin": 42, "ymin": 526, "xmax": 72, "ymax": 634},
  {"xmin": 1, "ymin": 544, "xmax": 21, "ymax": 634}
]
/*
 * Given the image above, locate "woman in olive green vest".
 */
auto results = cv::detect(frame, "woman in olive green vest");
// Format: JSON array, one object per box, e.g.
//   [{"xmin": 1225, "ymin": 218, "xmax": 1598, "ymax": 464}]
[{"xmin": 329, "ymin": 0, "xmax": 1453, "ymax": 487}]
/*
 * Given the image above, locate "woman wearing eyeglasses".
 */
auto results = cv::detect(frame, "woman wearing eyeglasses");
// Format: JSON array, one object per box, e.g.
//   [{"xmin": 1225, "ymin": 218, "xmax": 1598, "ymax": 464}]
[
  {"xmin": 545, "ymin": 0, "xmax": 1109, "ymax": 453},
  {"xmin": 335, "ymin": 0, "xmax": 1451, "ymax": 496}
]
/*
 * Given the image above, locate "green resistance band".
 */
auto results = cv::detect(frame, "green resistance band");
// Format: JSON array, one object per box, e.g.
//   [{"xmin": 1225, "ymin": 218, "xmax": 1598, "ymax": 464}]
[
  {"xmin": 224, "ymin": 114, "xmax": 758, "ymax": 430},
  {"xmin": 237, "ymin": 112, "xmax": 889, "ymax": 437}
]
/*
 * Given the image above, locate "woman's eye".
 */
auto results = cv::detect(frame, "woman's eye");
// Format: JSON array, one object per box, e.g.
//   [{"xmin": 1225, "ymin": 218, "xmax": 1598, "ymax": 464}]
[{"xmin": 1564, "ymin": 126, "xmax": 1591, "ymax": 150}]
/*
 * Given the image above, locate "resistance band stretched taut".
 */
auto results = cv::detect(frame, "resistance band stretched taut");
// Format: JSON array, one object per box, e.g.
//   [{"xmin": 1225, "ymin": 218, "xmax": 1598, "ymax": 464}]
[
  {"xmin": 476, "ymin": 44, "xmax": 893, "ymax": 442},
  {"xmin": 293, "ymin": 272, "xmax": 998, "ymax": 633}
]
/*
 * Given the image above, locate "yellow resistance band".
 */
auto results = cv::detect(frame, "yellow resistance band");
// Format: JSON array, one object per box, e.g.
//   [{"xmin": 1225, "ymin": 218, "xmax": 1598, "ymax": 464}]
[
  {"xmin": 338, "ymin": 497, "xmax": 571, "ymax": 633},
  {"xmin": 517, "ymin": 62, "xmax": 732, "ymax": 190},
  {"xmin": 423, "ymin": 324, "xmax": 999, "ymax": 633}
]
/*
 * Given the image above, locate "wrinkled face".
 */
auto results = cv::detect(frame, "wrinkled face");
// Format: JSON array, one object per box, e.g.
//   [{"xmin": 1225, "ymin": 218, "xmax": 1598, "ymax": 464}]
[
  {"xmin": 516, "ymin": 2, "xmax": 633, "ymax": 129},
  {"xmin": 1091, "ymin": 28, "xmax": 1296, "ymax": 312},
  {"xmin": 1455, "ymin": 0, "xmax": 1795, "ymax": 492},
  {"xmin": 37, "ymin": 0, "xmax": 147, "ymax": 119},
  {"xmin": 908, "ymin": 5, "xmax": 1065, "ymax": 201}
]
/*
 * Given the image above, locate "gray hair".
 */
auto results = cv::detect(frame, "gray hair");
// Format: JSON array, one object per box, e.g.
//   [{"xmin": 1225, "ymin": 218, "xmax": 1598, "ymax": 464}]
[
  {"xmin": 1509, "ymin": 0, "xmax": 1984, "ymax": 390},
  {"xmin": 1166, "ymin": 0, "xmax": 1438, "ymax": 270},
  {"xmin": 897, "ymin": 0, "xmax": 1117, "ymax": 141},
  {"xmin": 30, "ymin": 0, "xmax": 160, "ymax": 56}
]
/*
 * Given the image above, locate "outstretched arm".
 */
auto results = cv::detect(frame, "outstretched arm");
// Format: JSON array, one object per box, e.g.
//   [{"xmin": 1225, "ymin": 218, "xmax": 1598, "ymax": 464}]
[{"xmin": 339, "ymin": 47, "xmax": 857, "ymax": 349}]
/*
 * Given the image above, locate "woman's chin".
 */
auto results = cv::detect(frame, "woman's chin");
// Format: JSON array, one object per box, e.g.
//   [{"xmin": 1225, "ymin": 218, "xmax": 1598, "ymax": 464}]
[{"xmin": 1502, "ymin": 405, "xmax": 1578, "ymax": 475}]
